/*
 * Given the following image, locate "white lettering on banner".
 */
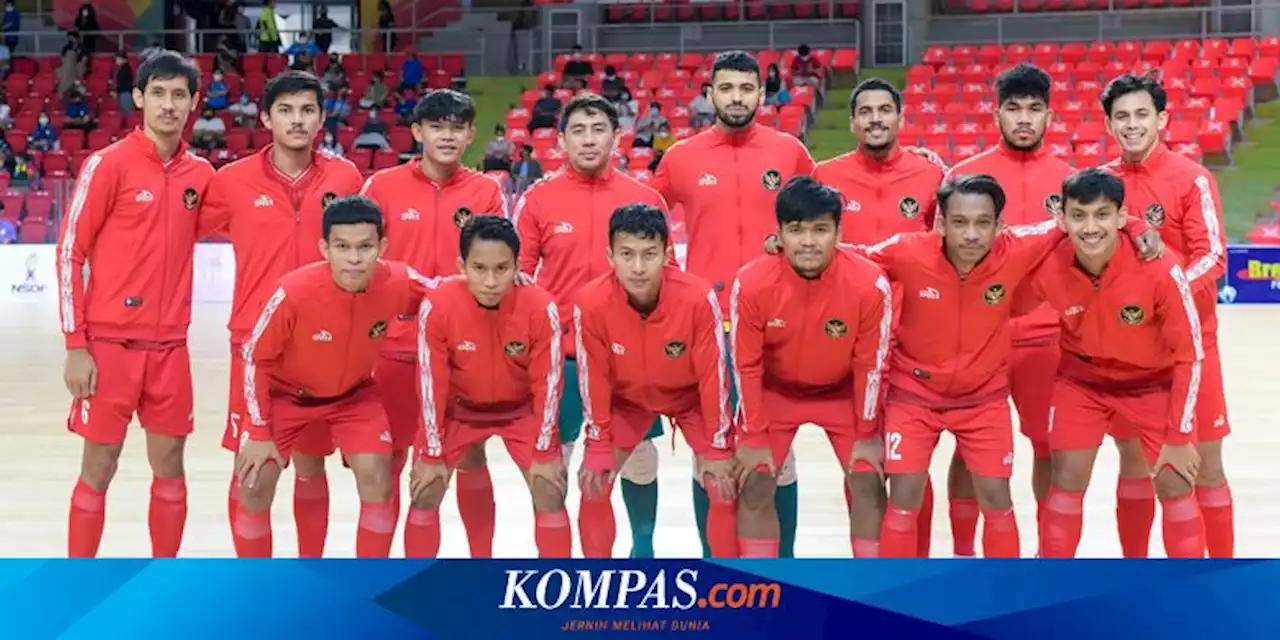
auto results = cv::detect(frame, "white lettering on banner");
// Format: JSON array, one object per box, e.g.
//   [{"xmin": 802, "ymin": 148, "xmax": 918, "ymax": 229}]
[{"xmin": 1, "ymin": 244, "xmax": 56, "ymax": 303}]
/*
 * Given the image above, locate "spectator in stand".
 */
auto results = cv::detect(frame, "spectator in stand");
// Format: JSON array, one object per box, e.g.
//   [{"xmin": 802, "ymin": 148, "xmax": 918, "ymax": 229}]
[
  {"xmin": 789, "ymin": 44, "xmax": 823, "ymax": 88},
  {"xmin": 764, "ymin": 63, "xmax": 792, "ymax": 106},
  {"xmin": 393, "ymin": 87, "xmax": 417, "ymax": 125},
  {"xmin": 324, "ymin": 87, "xmax": 351, "ymax": 131},
  {"xmin": 313, "ymin": 5, "xmax": 339, "ymax": 53},
  {"xmin": 632, "ymin": 101, "xmax": 668, "ymax": 148},
  {"xmin": 615, "ymin": 153, "xmax": 631, "ymax": 175},
  {"xmin": 0, "ymin": 92, "xmax": 11, "ymax": 129},
  {"xmin": 0, "ymin": 36, "xmax": 9, "ymax": 77},
  {"xmin": 192, "ymin": 106, "xmax": 227, "ymax": 149},
  {"xmin": 214, "ymin": 35, "xmax": 243, "ymax": 75},
  {"xmin": 378, "ymin": 0, "xmax": 396, "ymax": 52},
  {"xmin": 319, "ymin": 129, "xmax": 344, "ymax": 157},
  {"xmin": 509, "ymin": 143, "xmax": 543, "ymax": 193},
  {"xmin": 74, "ymin": 4, "xmax": 100, "ymax": 55},
  {"xmin": 57, "ymin": 34, "xmax": 86, "ymax": 99},
  {"xmin": 601, "ymin": 66, "xmax": 626, "ymax": 102},
  {"xmin": 400, "ymin": 55, "xmax": 424, "ymax": 91},
  {"xmin": 652, "ymin": 123, "xmax": 676, "ymax": 153},
  {"xmin": 613, "ymin": 88, "xmax": 638, "ymax": 131},
  {"xmin": 688, "ymin": 83, "xmax": 715, "ymax": 129},
  {"xmin": 561, "ymin": 44, "xmax": 593, "ymax": 90},
  {"xmin": 115, "ymin": 53, "xmax": 135, "ymax": 113},
  {"xmin": 206, "ymin": 71, "xmax": 231, "ymax": 111},
  {"xmin": 258, "ymin": 0, "xmax": 281, "ymax": 53},
  {"xmin": 286, "ymin": 32, "xmax": 320, "ymax": 70},
  {"xmin": 2, "ymin": 1, "xmax": 18, "ymax": 52},
  {"xmin": 354, "ymin": 106, "xmax": 391, "ymax": 150},
  {"xmin": 483, "ymin": 124, "xmax": 514, "ymax": 172},
  {"xmin": 529, "ymin": 84, "xmax": 562, "ymax": 131},
  {"xmin": 359, "ymin": 71, "xmax": 390, "ymax": 109},
  {"xmin": 323, "ymin": 54, "xmax": 347, "ymax": 92},
  {"xmin": 228, "ymin": 93, "xmax": 259, "ymax": 128},
  {"xmin": 28, "ymin": 113, "xmax": 56, "ymax": 152},
  {"xmin": 9, "ymin": 151, "xmax": 31, "ymax": 180},
  {"xmin": 63, "ymin": 84, "xmax": 94, "ymax": 132}
]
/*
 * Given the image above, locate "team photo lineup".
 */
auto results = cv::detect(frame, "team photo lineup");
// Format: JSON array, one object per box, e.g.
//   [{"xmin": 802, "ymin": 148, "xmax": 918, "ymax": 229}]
[{"xmin": 54, "ymin": 45, "xmax": 1235, "ymax": 560}]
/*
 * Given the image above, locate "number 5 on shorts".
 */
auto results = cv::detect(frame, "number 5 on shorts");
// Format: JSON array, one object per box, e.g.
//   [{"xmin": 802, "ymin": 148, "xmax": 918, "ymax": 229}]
[{"xmin": 885, "ymin": 431, "xmax": 903, "ymax": 461}]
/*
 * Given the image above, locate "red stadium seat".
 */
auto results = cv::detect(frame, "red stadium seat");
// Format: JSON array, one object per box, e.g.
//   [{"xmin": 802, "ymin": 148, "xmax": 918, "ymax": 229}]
[{"xmin": 18, "ymin": 216, "xmax": 49, "ymax": 243}]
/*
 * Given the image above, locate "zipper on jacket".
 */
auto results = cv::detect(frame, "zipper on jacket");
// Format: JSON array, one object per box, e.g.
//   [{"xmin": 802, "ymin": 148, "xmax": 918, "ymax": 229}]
[
  {"xmin": 160, "ymin": 168, "xmax": 171, "ymax": 332},
  {"xmin": 946, "ymin": 271, "xmax": 968, "ymax": 397},
  {"xmin": 432, "ymin": 185, "xmax": 441, "ymax": 276},
  {"xmin": 343, "ymin": 295, "xmax": 356, "ymax": 388},
  {"xmin": 590, "ymin": 184, "xmax": 597, "ymax": 279},
  {"xmin": 795, "ymin": 284, "xmax": 810, "ymax": 383},
  {"xmin": 733, "ymin": 147, "xmax": 742, "ymax": 279},
  {"xmin": 489, "ymin": 310, "xmax": 500, "ymax": 402}
]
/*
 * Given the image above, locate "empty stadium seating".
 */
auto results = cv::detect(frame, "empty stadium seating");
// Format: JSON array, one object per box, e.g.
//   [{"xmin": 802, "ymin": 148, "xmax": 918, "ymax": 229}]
[
  {"xmin": 939, "ymin": 0, "xmax": 1209, "ymax": 12},
  {"xmin": 560, "ymin": 0, "xmax": 861, "ymax": 23}
]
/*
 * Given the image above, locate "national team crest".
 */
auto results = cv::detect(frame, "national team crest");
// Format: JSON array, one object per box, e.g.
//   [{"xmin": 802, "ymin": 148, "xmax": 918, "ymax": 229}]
[
  {"xmin": 984, "ymin": 283, "xmax": 1006, "ymax": 305},
  {"xmin": 763, "ymin": 234, "xmax": 781, "ymax": 254},
  {"xmin": 899, "ymin": 197, "xmax": 920, "ymax": 220},
  {"xmin": 321, "ymin": 192, "xmax": 337, "ymax": 209},
  {"xmin": 664, "ymin": 341, "xmax": 687, "ymax": 359},
  {"xmin": 1120, "ymin": 305, "xmax": 1145, "ymax": 325},
  {"xmin": 1145, "ymin": 203, "xmax": 1165, "ymax": 227},
  {"xmin": 369, "ymin": 320, "xmax": 389, "ymax": 338},
  {"xmin": 504, "ymin": 341, "xmax": 527, "ymax": 357},
  {"xmin": 824, "ymin": 319, "xmax": 848, "ymax": 338},
  {"xmin": 1044, "ymin": 194, "xmax": 1063, "ymax": 216},
  {"xmin": 453, "ymin": 207, "xmax": 473, "ymax": 228},
  {"xmin": 183, "ymin": 188, "xmax": 199, "ymax": 210},
  {"xmin": 761, "ymin": 169, "xmax": 782, "ymax": 192}
]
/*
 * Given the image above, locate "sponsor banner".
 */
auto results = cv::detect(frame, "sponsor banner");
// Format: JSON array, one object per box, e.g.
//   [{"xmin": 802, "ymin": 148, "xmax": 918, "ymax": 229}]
[
  {"xmin": 1, "ymin": 244, "xmax": 56, "ymax": 303},
  {"xmin": 1221, "ymin": 245, "xmax": 1280, "ymax": 304}
]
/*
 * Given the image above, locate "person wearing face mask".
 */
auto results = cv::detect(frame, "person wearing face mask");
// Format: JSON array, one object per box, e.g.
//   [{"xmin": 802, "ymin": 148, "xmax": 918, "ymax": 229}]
[
  {"xmin": 28, "ymin": 112, "xmax": 57, "ymax": 152},
  {"xmin": 632, "ymin": 101, "xmax": 667, "ymax": 148},
  {"xmin": 600, "ymin": 65, "xmax": 625, "ymax": 102},
  {"xmin": 115, "ymin": 53, "xmax": 135, "ymax": 113},
  {"xmin": 688, "ymin": 83, "xmax": 715, "ymax": 130},
  {"xmin": 73, "ymin": 3, "xmax": 99, "ymax": 55},
  {"xmin": 764, "ymin": 64, "xmax": 791, "ymax": 107},
  {"xmin": 320, "ymin": 130, "xmax": 344, "ymax": 157},
  {"xmin": 207, "ymin": 71, "xmax": 230, "ymax": 110},
  {"xmin": 229, "ymin": 92, "xmax": 259, "ymax": 128},
  {"xmin": 192, "ymin": 106, "xmax": 227, "ymax": 149},
  {"xmin": 63, "ymin": 83, "xmax": 94, "ymax": 132}
]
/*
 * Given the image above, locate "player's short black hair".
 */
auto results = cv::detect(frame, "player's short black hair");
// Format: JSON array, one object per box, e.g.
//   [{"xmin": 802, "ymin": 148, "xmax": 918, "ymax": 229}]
[
  {"xmin": 775, "ymin": 176, "xmax": 842, "ymax": 227},
  {"xmin": 262, "ymin": 70, "xmax": 325, "ymax": 112},
  {"xmin": 995, "ymin": 63, "xmax": 1052, "ymax": 106},
  {"xmin": 609, "ymin": 203, "xmax": 669, "ymax": 247},
  {"xmin": 849, "ymin": 77, "xmax": 902, "ymax": 115},
  {"xmin": 1100, "ymin": 72, "xmax": 1167, "ymax": 116},
  {"xmin": 559, "ymin": 92, "xmax": 619, "ymax": 132},
  {"xmin": 937, "ymin": 174, "xmax": 1007, "ymax": 218},
  {"xmin": 1062, "ymin": 168, "xmax": 1125, "ymax": 208},
  {"xmin": 411, "ymin": 89, "xmax": 477, "ymax": 126},
  {"xmin": 135, "ymin": 50, "xmax": 200, "ymax": 94},
  {"xmin": 711, "ymin": 50, "xmax": 760, "ymax": 83},
  {"xmin": 460, "ymin": 215, "xmax": 520, "ymax": 261},
  {"xmin": 322, "ymin": 195, "xmax": 384, "ymax": 240}
]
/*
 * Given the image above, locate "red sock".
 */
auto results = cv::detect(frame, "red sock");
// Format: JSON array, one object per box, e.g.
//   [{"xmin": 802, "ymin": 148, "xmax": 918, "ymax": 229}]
[
  {"xmin": 578, "ymin": 490, "xmax": 617, "ymax": 558},
  {"xmin": 356, "ymin": 500, "xmax": 396, "ymax": 558},
  {"xmin": 917, "ymin": 480, "xmax": 933, "ymax": 557},
  {"xmin": 1116, "ymin": 477, "xmax": 1155, "ymax": 558},
  {"xmin": 69, "ymin": 479, "xmax": 107, "ymax": 558},
  {"xmin": 149, "ymin": 476, "xmax": 187, "ymax": 558},
  {"xmin": 880, "ymin": 506, "xmax": 919, "ymax": 558},
  {"xmin": 1161, "ymin": 495, "xmax": 1205, "ymax": 558},
  {"xmin": 227, "ymin": 474, "xmax": 239, "ymax": 539},
  {"xmin": 456, "ymin": 466, "xmax": 496, "ymax": 558},
  {"xmin": 738, "ymin": 538, "xmax": 779, "ymax": 558},
  {"xmin": 852, "ymin": 538, "xmax": 880, "ymax": 558},
  {"xmin": 1042, "ymin": 487, "xmax": 1084, "ymax": 558},
  {"xmin": 233, "ymin": 508, "xmax": 273, "ymax": 558},
  {"xmin": 534, "ymin": 510, "xmax": 573, "ymax": 558},
  {"xmin": 294, "ymin": 474, "xmax": 330, "ymax": 558},
  {"xmin": 980, "ymin": 507, "xmax": 1020, "ymax": 558},
  {"xmin": 1035, "ymin": 498, "xmax": 1047, "ymax": 557},
  {"xmin": 706, "ymin": 482, "xmax": 738, "ymax": 558},
  {"xmin": 1197, "ymin": 483, "xmax": 1234, "ymax": 558},
  {"xmin": 949, "ymin": 497, "xmax": 979, "ymax": 557},
  {"xmin": 403, "ymin": 508, "xmax": 441, "ymax": 558}
]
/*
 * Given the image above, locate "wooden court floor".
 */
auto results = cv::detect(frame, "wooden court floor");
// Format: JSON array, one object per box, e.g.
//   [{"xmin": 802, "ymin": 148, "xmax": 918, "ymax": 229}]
[{"xmin": 3, "ymin": 300, "xmax": 1276, "ymax": 558}]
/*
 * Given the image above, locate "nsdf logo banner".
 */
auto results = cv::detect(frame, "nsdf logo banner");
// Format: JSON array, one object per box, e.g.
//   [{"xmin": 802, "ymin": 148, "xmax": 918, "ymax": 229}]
[
  {"xmin": 1222, "ymin": 245, "xmax": 1280, "ymax": 304},
  {"xmin": 0, "ymin": 244, "xmax": 55, "ymax": 303}
]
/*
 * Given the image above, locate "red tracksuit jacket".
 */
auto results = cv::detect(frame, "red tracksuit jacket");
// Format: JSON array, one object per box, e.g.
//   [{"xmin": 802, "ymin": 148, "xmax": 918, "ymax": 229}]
[
  {"xmin": 416, "ymin": 277, "xmax": 564, "ymax": 463},
  {"xmin": 948, "ymin": 144, "xmax": 1076, "ymax": 346},
  {"xmin": 1029, "ymin": 235, "xmax": 1203, "ymax": 445},
  {"xmin": 812, "ymin": 147, "xmax": 945, "ymax": 245},
  {"xmin": 199, "ymin": 146, "xmax": 365, "ymax": 344},
  {"xmin": 56, "ymin": 129, "xmax": 215, "ymax": 349},
  {"xmin": 1103, "ymin": 143, "xmax": 1225, "ymax": 344},
  {"xmin": 856, "ymin": 222, "xmax": 1062, "ymax": 407},
  {"xmin": 241, "ymin": 260, "xmax": 438, "ymax": 440},
  {"xmin": 514, "ymin": 164, "xmax": 668, "ymax": 354},
  {"xmin": 731, "ymin": 249, "xmax": 892, "ymax": 441},
  {"xmin": 652, "ymin": 124, "xmax": 816, "ymax": 311},
  {"xmin": 573, "ymin": 267, "xmax": 734, "ymax": 460},
  {"xmin": 361, "ymin": 161, "xmax": 508, "ymax": 352}
]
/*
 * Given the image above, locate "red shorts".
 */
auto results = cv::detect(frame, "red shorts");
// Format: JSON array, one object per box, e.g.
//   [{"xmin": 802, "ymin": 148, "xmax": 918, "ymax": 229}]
[
  {"xmin": 759, "ymin": 389, "xmax": 874, "ymax": 473},
  {"xmin": 1010, "ymin": 341, "xmax": 1059, "ymax": 459},
  {"xmin": 221, "ymin": 343, "xmax": 335, "ymax": 457},
  {"xmin": 882, "ymin": 398, "xmax": 1014, "ymax": 478},
  {"xmin": 1195, "ymin": 343, "xmax": 1229, "ymax": 442},
  {"xmin": 605, "ymin": 405, "xmax": 730, "ymax": 458},
  {"xmin": 67, "ymin": 340, "xmax": 193, "ymax": 445},
  {"xmin": 443, "ymin": 412, "xmax": 550, "ymax": 470},
  {"xmin": 1048, "ymin": 379, "xmax": 1195, "ymax": 465},
  {"xmin": 375, "ymin": 354, "xmax": 420, "ymax": 451},
  {"xmin": 268, "ymin": 384, "xmax": 392, "ymax": 461}
]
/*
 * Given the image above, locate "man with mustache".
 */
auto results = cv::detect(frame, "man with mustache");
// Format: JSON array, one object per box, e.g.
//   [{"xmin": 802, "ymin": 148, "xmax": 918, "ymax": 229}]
[
  {"xmin": 1098, "ymin": 73, "xmax": 1231, "ymax": 558},
  {"xmin": 942, "ymin": 64, "xmax": 1075, "ymax": 558},
  {"xmin": 360, "ymin": 89, "xmax": 507, "ymax": 555},
  {"xmin": 652, "ymin": 49, "xmax": 813, "ymax": 558},
  {"xmin": 200, "ymin": 70, "xmax": 365, "ymax": 558}
]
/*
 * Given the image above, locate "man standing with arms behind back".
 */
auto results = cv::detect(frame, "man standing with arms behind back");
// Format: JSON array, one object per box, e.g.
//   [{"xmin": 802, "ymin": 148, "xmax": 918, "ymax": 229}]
[
  {"xmin": 653, "ymin": 50, "xmax": 813, "ymax": 558},
  {"xmin": 58, "ymin": 51, "xmax": 215, "ymax": 557}
]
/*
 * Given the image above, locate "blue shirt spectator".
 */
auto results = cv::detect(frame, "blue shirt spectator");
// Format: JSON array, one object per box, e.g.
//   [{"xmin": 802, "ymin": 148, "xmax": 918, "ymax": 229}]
[
  {"xmin": 393, "ymin": 90, "xmax": 416, "ymax": 124},
  {"xmin": 3, "ymin": 2, "xmax": 19, "ymax": 51},
  {"xmin": 207, "ymin": 74, "xmax": 230, "ymax": 110},
  {"xmin": 400, "ymin": 56, "xmax": 424, "ymax": 89},
  {"xmin": 30, "ymin": 115, "xmax": 56, "ymax": 151},
  {"xmin": 65, "ymin": 100, "xmax": 87, "ymax": 119},
  {"xmin": 285, "ymin": 37, "xmax": 321, "ymax": 68}
]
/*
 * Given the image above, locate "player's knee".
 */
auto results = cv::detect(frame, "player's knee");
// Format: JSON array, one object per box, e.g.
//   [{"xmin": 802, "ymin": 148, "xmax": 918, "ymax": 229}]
[
  {"xmin": 621, "ymin": 440, "xmax": 658, "ymax": 484},
  {"xmin": 1195, "ymin": 441, "xmax": 1226, "ymax": 487},
  {"xmin": 349, "ymin": 455, "xmax": 392, "ymax": 502},
  {"xmin": 776, "ymin": 448, "xmax": 797, "ymax": 486},
  {"xmin": 887, "ymin": 473, "xmax": 928, "ymax": 510},
  {"xmin": 457, "ymin": 443, "xmax": 488, "ymax": 470},
  {"xmin": 239, "ymin": 464, "xmax": 282, "ymax": 510},
  {"xmin": 847, "ymin": 472, "xmax": 885, "ymax": 513},
  {"xmin": 740, "ymin": 472, "xmax": 776, "ymax": 512},
  {"xmin": 79, "ymin": 442, "xmax": 123, "ymax": 488},
  {"xmin": 1050, "ymin": 453, "xmax": 1090, "ymax": 492},
  {"xmin": 530, "ymin": 476, "xmax": 566, "ymax": 513},
  {"xmin": 411, "ymin": 481, "xmax": 448, "ymax": 511},
  {"xmin": 1154, "ymin": 468, "xmax": 1194, "ymax": 499},
  {"xmin": 972, "ymin": 476, "xmax": 1013, "ymax": 510},
  {"xmin": 145, "ymin": 433, "xmax": 186, "ymax": 478},
  {"xmin": 292, "ymin": 453, "xmax": 326, "ymax": 478}
]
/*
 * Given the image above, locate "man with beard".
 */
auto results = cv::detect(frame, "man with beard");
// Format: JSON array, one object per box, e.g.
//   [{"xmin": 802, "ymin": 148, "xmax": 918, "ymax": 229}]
[
  {"xmin": 652, "ymin": 50, "xmax": 814, "ymax": 558},
  {"xmin": 943, "ymin": 64, "xmax": 1076, "ymax": 558}
]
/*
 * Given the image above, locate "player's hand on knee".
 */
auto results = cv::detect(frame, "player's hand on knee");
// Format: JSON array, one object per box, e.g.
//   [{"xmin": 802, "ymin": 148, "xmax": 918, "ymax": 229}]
[
  {"xmin": 63, "ymin": 348, "xmax": 97, "ymax": 399},
  {"xmin": 850, "ymin": 438, "xmax": 885, "ymax": 481},
  {"xmin": 1153, "ymin": 442, "xmax": 1200, "ymax": 486},
  {"xmin": 530, "ymin": 456, "xmax": 568, "ymax": 496},
  {"xmin": 698, "ymin": 456, "xmax": 738, "ymax": 501},
  {"xmin": 409, "ymin": 458, "xmax": 450, "ymax": 503},
  {"xmin": 1135, "ymin": 229, "xmax": 1166, "ymax": 261},
  {"xmin": 732, "ymin": 445, "xmax": 775, "ymax": 488},
  {"xmin": 235, "ymin": 438, "xmax": 283, "ymax": 489}
]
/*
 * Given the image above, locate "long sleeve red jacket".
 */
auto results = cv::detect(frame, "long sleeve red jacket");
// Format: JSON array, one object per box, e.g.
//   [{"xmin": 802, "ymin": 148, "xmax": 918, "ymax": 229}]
[
  {"xmin": 1029, "ymin": 235, "xmax": 1203, "ymax": 446},
  {"xmin": 198, "ymin": 146, "xmax": 365, "ymax": 344},
  {"xmin": 812, "ymin": 147, "xmax": 945, "ymax": 245},
  {"xmin": 1103, "ymin": 143, "xmax": 1225, "ymax": 345},
  {"xmin": 651, "ymin": 123, "xmax": 815, "ymax": 312},
  {"xmin": 241, "ymin": 260, "xmax": 438, "ymax": 440},
  {"xmin": 56, "ymin": 129, "xmax": 215, "ymax": 349},
  {"xmin": 514, "ymin": 164, "xmax": 668, "ymax": 356},
  {"xmin": 415, "ymin": 277, "xmax": 564, "ymax": 463},
  {"xmin": 947, "ymin": 144, "xmax": 1076, "ymax": 346},
  {"xmin": 731, "ymin": 249, "xmax": 892, "ymax": 441},
  {"xmin": 360, "ymin": 161, "xmax": 508, "ymax": 353},
  {"xmin": 855, "ymin": 222, "xmax": 1062, "ymax": 407},
  {"xmin": 573, "ymin": 266, "xmax": 734, "ymax": 461}
]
